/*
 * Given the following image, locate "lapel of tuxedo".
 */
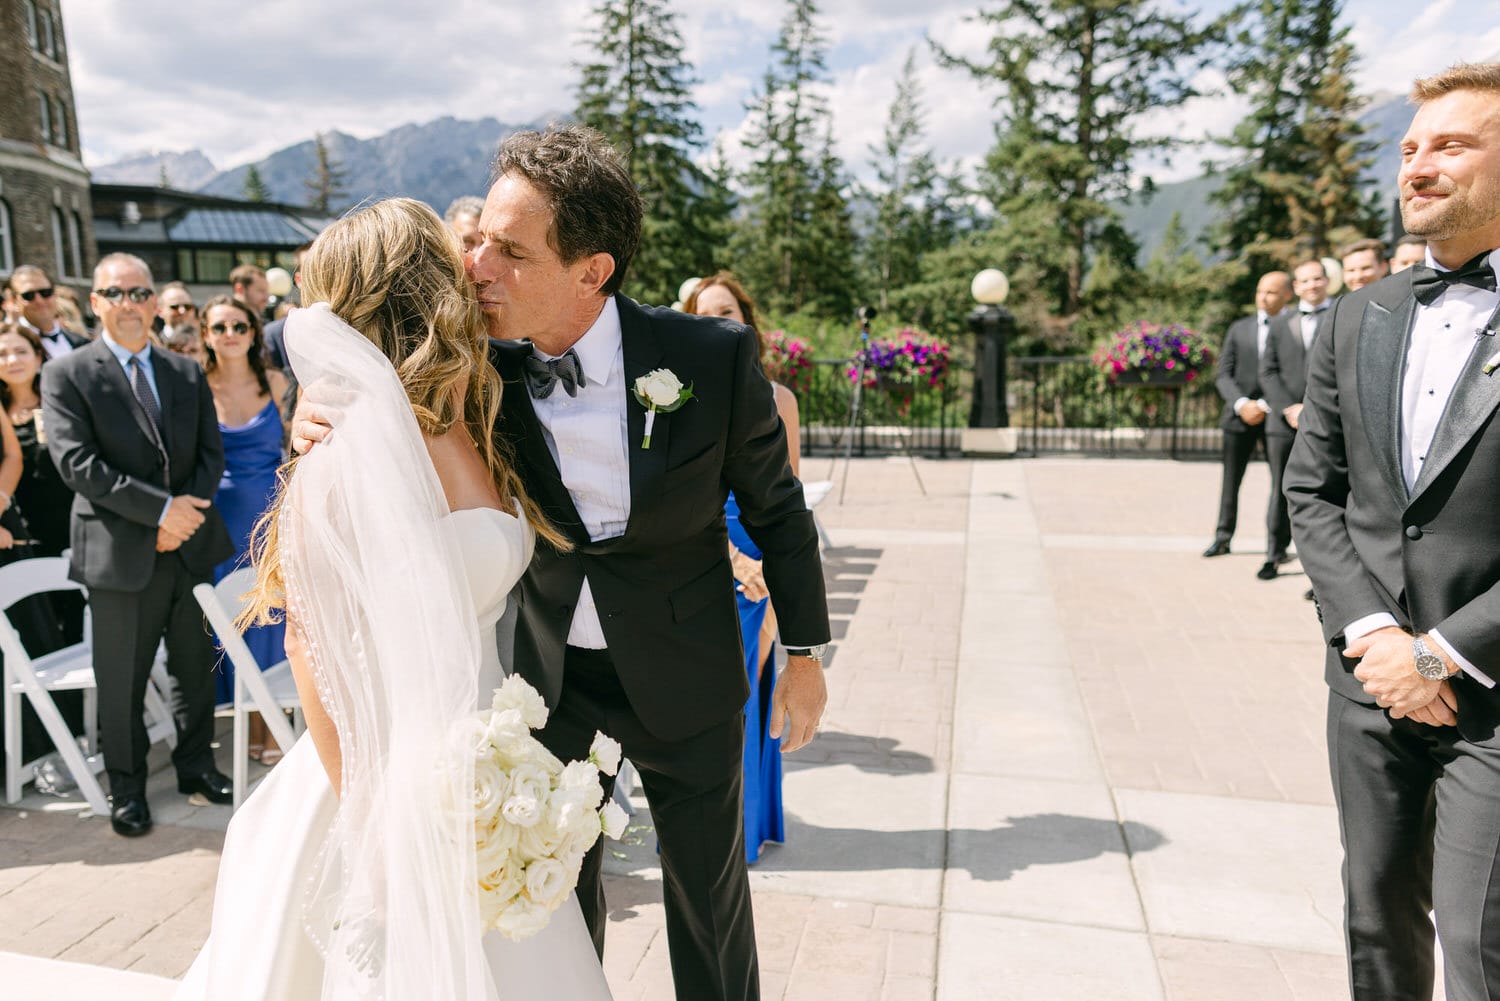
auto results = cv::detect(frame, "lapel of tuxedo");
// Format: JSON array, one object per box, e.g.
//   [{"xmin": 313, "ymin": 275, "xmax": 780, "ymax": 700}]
[
  {"xmin": 1409, "ymin": 315, "xmax": 1500, "ymax": 504},
  {"xmin": 1356, "ymin": 286, "xmax": 1415, "ymax": 509},
  {"xmin": 490, "ymin": 338, "xmax": 589, "ymax": 544},
  {"xmin": 618, "ymin": 296, "xmax": 670, "ymax": 524}
]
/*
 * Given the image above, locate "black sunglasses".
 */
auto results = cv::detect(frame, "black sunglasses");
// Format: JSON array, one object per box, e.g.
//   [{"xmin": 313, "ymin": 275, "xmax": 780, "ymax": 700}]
[
  {"xmin": 209, "ymin": 321, "xmax": 251, "ymax": 336},
  {"xmin": 17, "ymin": 287, "xmax": 55, "ymax": 302},
  {"xmin": 164, "ymin": 301, "xmax": 196, "ymax": 313},
  {"xmin": 94, "ymin": 286, "xmax": 154, "ymax": 304}
]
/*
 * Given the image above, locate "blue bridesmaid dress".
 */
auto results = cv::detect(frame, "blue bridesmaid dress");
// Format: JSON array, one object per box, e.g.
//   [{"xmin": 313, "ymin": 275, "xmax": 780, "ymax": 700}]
[
  {"xmin": 725, "ymin": 492, "xmax": 785, "ymax": 863},
  {"xmin": 211, "ymin": 399, "xmax": 286, "ymax": 705}
]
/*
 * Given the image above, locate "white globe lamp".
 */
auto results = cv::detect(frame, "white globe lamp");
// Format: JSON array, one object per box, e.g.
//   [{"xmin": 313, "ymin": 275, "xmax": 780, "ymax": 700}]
[
  {"xmin": 266, "ymin": 267, "xmax": 294, "ymax": 298},
  {"xmin": 972, "ymin": 268, "xmax": 1009, "ymax": 305}
]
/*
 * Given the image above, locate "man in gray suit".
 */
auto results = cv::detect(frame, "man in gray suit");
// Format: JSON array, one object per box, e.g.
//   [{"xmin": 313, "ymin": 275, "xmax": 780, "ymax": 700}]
[
  {"xmin": 1203, "ymin": 270, "xmax": 1292, "ymax": 567},
  {"xmin": 1285, "ymin": 63, "xmax": 1500, "ymax": 1001}
]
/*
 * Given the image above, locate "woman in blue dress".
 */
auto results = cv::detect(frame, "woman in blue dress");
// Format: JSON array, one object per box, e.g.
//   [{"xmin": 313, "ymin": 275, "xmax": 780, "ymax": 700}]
[
  {"xmin": 201, "ymin": 296, "xmax": 290, "ymax": 762},
  {"xmin": 688, "ymin": 273, "xmax": 803, "ymax": 863}
]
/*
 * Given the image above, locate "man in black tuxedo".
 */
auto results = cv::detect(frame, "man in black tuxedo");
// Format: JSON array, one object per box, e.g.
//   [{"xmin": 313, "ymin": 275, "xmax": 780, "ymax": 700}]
[
  {"xmin": 1285, "ymin": 64, "xmax": 1500, "ymax": 1001},
  {"xmin": 6, "ymin": 265, "xmax": 88, "ymax": 359},
  {"xmin": 1259, "ymin": 259, "xmax": 1331, "ymax": 582},
  {"xmin": 483, "ymin": 127, "xmax": 827, "ymax": 1001},
  {"xmin": 42, "ymin": 253, "xmax": 235, "ymax": 837},
  {"xmin": 1204, "ymin": 271, "xmax": 1292, "ymax": 571}
]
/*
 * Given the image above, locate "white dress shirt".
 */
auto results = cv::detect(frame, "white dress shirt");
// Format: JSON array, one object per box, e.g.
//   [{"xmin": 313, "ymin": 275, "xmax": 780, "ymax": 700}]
[
  {"xmin": 26, "ymin": 321, "xmax": 76, "ymax": 360},
  {"xmin": 529, "ymin": 298, "xmax": 631, "ymax": 649},
  {"xmin": 1298, "ymin": 301, "xmax": 1328, "ymax": 351},
  {"xmin": 1233, "ymin": 311, "xmax": 1276, "ymax": 414},
  {"xmin": 1343, "ymin": 248, "xmax": 1500, "ymax": 687}
]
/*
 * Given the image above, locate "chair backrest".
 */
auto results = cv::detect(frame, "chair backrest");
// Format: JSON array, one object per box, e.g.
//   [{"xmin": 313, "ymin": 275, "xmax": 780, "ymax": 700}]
[{"xmin": 0, "ymin": 557, "xmax": 84, "ymax": 611}]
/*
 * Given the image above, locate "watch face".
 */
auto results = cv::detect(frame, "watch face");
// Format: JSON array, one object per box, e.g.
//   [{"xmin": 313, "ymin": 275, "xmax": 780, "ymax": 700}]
[{"xmin": 1416, "ymin": 655, "xmax": 1446, "ymax": 681}]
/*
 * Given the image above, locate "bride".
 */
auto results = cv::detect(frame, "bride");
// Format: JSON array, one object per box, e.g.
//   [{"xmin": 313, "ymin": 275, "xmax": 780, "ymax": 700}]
[{"xmin": 175, "ymin": 198, "xmax": 613, "ymax": 1000}]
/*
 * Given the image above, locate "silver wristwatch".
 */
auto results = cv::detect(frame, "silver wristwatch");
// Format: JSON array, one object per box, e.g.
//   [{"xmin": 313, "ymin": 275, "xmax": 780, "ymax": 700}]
[
  {"xmin": 785, "ymin": 644, "xmax": 828, "ymax": 662},
  {"xmin": 1413, "ymin": 636, "xmax": 1448, "ymax": 681}
]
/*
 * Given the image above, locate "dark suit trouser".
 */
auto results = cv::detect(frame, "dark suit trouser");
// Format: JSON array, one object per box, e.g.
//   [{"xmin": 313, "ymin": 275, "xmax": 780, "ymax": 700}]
[
  {"xmin": 88, "ymin": 554, "xmax": 219, "ymax": 800},
  {"xmin": 538, "ymin": 645, "xmax": 756, "ymax": 1001},
  {"xmin": 1214, "ymin": 425, "xmax": 1265, "ymax": 543},
  {"xmin": 1327, "ymin": 690, "xmax": 1500, "ymax": 1001},
  {"xmin": 1263, "ymin": 432, "xmax": 1294, "ymax": 560}
]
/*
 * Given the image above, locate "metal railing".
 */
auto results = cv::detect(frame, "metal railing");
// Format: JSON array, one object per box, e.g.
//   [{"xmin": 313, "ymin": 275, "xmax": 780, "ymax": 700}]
[{"xmin": 789, "ymin": 354, "xmax": 1225, "ymax": 460}]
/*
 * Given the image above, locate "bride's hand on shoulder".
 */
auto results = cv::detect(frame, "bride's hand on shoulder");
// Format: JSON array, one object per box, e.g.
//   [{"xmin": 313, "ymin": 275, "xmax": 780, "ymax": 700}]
[{"xmin": 289, "ymin": 380, "xmax": 353, "ymax": 455}]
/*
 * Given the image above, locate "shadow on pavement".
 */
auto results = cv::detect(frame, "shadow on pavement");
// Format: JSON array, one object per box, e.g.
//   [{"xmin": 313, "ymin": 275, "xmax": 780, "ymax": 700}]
[{"xmin": 783, "ymin": 730, "xmax": 935, "ymax": 774}]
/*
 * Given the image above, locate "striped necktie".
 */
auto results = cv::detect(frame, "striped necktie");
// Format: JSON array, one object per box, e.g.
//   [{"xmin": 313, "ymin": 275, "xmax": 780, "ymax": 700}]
[{"xmin": 130, "ymin": 356, "xmax": 164, "ymax": 436}]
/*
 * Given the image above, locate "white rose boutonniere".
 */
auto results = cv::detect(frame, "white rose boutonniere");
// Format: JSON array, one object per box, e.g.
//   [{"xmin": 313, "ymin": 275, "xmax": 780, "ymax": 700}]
[{"xmin": 632, "ymin": 368, "xmax": 694, "ymax": 449}]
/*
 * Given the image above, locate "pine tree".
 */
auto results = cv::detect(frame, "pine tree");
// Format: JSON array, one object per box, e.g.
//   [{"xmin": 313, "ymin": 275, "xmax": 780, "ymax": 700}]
[
  {"xmin": 575, "ymin": 0, "xmax": 720, "ymax": 304},
  {"xmin": 935, "ymin": 0, "xmax": 1219, "ymax": 330},
  {"xmin": 733, "ymin": 0, "xmax": 856, "ymax": 317},
  {"xmin": 158, "ymin": 164, "xmax": 171, "ymax": 189},
  {"xmin": 243, "ymin": 164, "xmax": 270, "ymax": 202},
  {"xmin": 1209, "ymin": 0, "xmax": 1384, "ymax": 302},
  {"xmin": 303, "ymin": 133, "xmax": 348, "ymax": 215},
  {"xmin": 863, "ymin": 50, "xmax": 952, "ymax": 313}
]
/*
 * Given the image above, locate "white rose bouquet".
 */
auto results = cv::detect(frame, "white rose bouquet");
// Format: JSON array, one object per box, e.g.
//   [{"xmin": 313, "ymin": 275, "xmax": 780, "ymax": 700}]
[{"xmin": 464, "ymin": 675, "xmax": 628, "ymax": 940}]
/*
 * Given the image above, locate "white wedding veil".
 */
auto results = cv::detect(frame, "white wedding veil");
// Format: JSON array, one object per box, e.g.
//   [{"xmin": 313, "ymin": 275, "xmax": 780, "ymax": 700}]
[{"xmin": 279, "ymin": 302, "xmax": 497, "ymax": 1000}]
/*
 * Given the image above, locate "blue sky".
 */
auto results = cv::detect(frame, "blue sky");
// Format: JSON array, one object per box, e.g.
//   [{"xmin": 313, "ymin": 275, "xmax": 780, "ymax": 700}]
[{"xmin": 65, "ymin": 0, "xmax": 1500, "ymax": 186}]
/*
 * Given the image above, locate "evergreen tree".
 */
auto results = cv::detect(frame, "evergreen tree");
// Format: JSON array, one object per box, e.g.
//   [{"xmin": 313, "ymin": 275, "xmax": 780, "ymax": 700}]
[
  {"xmin": 242, "ymin": 164, "xmax": 270, "ymax": 203},
  {"xmin": 575, "ymin": 0, "xmax": 721, "ymax": 304},
  {"xmin": 863, "ymin": 50, "xmax": 954, "ymax": 313},
  {"xmin": 935, "ymin": 0, "xmax": 1219, "ymax": 330},
  {"xmin": 1210, "ymin": 0, "xmax": 1384, "ymax": 302},
  {"xmin": 158, "ymin": 164, "xmax": 171, "ymax": 189},
  {"xmin": 733, "ymin": 0, "xmax": 856, "ymax": 317},
  {"xmin": 303, "ymin": 133, "xmax": 348, "ymax": 215}
]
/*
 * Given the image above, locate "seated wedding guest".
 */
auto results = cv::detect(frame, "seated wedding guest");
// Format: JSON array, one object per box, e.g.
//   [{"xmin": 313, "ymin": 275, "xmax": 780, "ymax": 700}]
[
  {"xmin": 445, "ymin": 195, "xmax": 485, "ymax": 252},
  {"xmin": 6, "ymin": 265, "xmax": 87, "ymax": 359},
  {"xmin": 200, "ymin": 295, "xmax": 289, "ymax": 763},
  {"xmin": 686, "ymin": 270, "xmax": 800, "ymax": 863},
  {"xmin": 162, "ymin": 321, "xmax": 207, "ymax": 367},
  {"xmin": 1339, "ymin": 238, "xmax": 1390, "ymax": 293},
  {"xmin": 1391, "ymin": 232, "xmax": 1428, "ymax": 273},
  {"xmin": 43, "ymin": 253, "xmax": 235, "ymax": 836},
  {"xmin": 1, "ymin": 323, "xmax": 84, "ymax": 642}
]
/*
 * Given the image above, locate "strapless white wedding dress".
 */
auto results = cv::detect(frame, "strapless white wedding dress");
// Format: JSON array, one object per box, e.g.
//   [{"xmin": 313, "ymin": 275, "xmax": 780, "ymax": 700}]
[{"xmin": 174, "ymin": 506, "xmax": 612, "ymax": 1000}]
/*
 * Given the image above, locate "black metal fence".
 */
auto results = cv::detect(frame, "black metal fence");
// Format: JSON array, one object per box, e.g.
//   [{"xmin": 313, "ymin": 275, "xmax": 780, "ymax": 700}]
[{"xmin": 792, "ymin": 354, "xmax": 1225, "ymax": 459}]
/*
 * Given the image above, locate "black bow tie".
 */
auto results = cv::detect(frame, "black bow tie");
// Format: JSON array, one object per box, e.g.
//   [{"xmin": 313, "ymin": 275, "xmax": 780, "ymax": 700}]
[
  {"xmin": 1411, "ymin": 252, "xmax": 1497, "ymax": 305},
  {"xmin": 521, "ymin": 347, "xmax": 587, "ymax": 400},
  {"xmin": 1300, "ymin": 304, "xmax": 1327, "ymax": 315}
]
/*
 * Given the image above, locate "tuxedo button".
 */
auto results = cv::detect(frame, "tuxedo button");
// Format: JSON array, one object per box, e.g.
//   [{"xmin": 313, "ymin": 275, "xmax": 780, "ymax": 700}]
[{"xmin": 1405, "ymin": 525, "xmax": 1423, "ymax": 540}]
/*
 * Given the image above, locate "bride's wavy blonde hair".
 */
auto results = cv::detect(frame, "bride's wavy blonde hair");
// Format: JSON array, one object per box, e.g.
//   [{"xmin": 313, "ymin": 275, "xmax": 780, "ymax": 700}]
[{"xmin": 241, "ymin": 197, "xmax": 567, "ymax": 625}]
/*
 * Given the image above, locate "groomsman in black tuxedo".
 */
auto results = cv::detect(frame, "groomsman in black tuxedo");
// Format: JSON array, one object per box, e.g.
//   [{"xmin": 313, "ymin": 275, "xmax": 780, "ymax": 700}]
[
  {"xmin": 1256, "ymin": 259, "xmax": 1331, "ymax": 581},
  {"xmin": 1285, "ymin": 63, "xmax": 1500, "ymax": 1001},
  {"xmin": 42, "ymin": 253, "xmax": 235, "ymax": 837},
  {"xmin": 1204, "ymin": 270, "xmax": 1292, "ymax": 568},
  {"xmin": 6, "ymin": 265, "xmax": 88, "ymax": 359}
]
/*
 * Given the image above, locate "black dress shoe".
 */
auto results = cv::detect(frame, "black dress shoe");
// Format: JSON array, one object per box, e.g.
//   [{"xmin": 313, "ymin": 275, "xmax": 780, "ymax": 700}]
[
  {"xmin": 1256, "ymin": 561, "xmax": 1278, "ymax": 580},
  {"xmin": 1304, "ymin": 588, "xmax": 1316, "ymax": 601},
  {"xmin": 110, "ymin": 796, "xmax": 153, "ymax": 837},
  {"xmin": 178, "ymin": 768, "xmax": 234, "ymax": 805},
  {"xmin": 1202, "ymin": 540, "xmax": 1231, "ymax": 558}
]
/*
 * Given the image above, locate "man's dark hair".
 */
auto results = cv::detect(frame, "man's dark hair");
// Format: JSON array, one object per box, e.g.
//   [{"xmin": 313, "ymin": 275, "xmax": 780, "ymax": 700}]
[
  {"xmin": 1395, "ymin": 233, "xmax": 1427, "ymax": 249},
  {"xmin": 5, "ymin": 264, "xmax": 51, "ymax": 295},
  {"xmin": 229, "ymin": 263, "xmax": 265, "ymax": 289},
  {"xmin": 492, "ymin": 125, "xmax": 642, "ymax": 297},
  {"xmin": 1340, "ymin": 237, "xmax": 1388, "ymax": 261}
]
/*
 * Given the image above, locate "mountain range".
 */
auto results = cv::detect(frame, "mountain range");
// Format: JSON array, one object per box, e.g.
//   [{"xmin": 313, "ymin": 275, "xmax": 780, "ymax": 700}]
[{"xmin": 91, "ymin": 114, "xmax": 562, "ymax": 215}]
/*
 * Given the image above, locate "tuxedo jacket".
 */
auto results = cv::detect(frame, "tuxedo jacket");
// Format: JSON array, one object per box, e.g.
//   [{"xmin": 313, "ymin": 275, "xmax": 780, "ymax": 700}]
[
  {"xmin": 1214, "ymin": 315, "xmax": 1265, "ymax": 432},
  {"xmin": 41, "ymin": 338, "xmax": 232, "ymax": 592},
  {"xmin": 1259, "ymin": 314, "xmax": 1308, "ymax": 437},
  {"xmin": 1284, "ymin": 269, "xmax": 1500, "ymax": 738},
  {"xmin": 489, "ymin": 295, "xmax": 830, "ymax": 741}
]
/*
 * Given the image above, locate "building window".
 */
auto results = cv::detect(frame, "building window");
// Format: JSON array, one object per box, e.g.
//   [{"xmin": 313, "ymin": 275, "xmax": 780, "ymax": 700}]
[
  {"xmin": 23, "ymin": 2, "xmax": 37, "ymax": 49},
  {"xmin": 52, "ymin": 98, "xmax": 67, "ymax": 149},
  {"xmin": 37, "ymin": 91, "xmax": 51, "ymax": 143},
  {"xmin": 51, "ymin": 208, "xmax": 66, "ymax": 279},
  {"xmin": 176, "ymin": 249, "xmax": 196, "ymax": 283},
  {"xmin": 194, "ymin": 249, "xmax": 234, "ymax": 283},
  {"xmin": 39, "ymin": 8, "xmax": 55, "ymax": 59},
  {"xmin": 0, "ymin": 201, "xmax": 15, "ymax": 275},
  {"xmin": 66, "ymin": 210, "xmax": 83, "ymax": 278}
]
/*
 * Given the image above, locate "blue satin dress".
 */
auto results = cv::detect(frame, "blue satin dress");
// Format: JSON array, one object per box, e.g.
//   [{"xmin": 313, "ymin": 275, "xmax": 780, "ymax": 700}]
[
  {"xmin": 211, "ymin": 399, "xmax": 286, "ymax": 705},
  {"xmin": 725, "ymin": 492, "xmax": 785, "ymax": 863}
]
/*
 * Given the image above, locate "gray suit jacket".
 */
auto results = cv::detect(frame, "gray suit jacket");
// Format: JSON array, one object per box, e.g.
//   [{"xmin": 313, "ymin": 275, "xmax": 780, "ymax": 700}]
[
  {"xmin": 1284, "ymin": 269, "xmax": 1500, "ymax": 739},
  {"xmin": 1260, "ymin": 314, "xmax": 1309, "ymax": 437},
  {"xmin": 1214, "ymin": 315, "xmax": 1264, "ymax": 432}
]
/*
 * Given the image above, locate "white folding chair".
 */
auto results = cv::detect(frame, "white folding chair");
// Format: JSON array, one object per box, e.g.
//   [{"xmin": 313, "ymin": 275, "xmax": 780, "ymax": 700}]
[
  {"xmin": 802, "ymin": 479, "xmax": 835, "ymax": 550},
  {"xmin": 0, "ymin": 558, "xmax": 179, "ymax": 815},
  {"xmin": 193, "ymin": 568, "xmax": 302, "ymax": 809}
]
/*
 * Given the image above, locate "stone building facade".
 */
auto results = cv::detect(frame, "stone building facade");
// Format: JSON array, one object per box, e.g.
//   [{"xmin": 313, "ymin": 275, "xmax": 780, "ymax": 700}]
[{"xmin": 0, "ymin": 0, "xmax": 94, "ymax": 290}]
